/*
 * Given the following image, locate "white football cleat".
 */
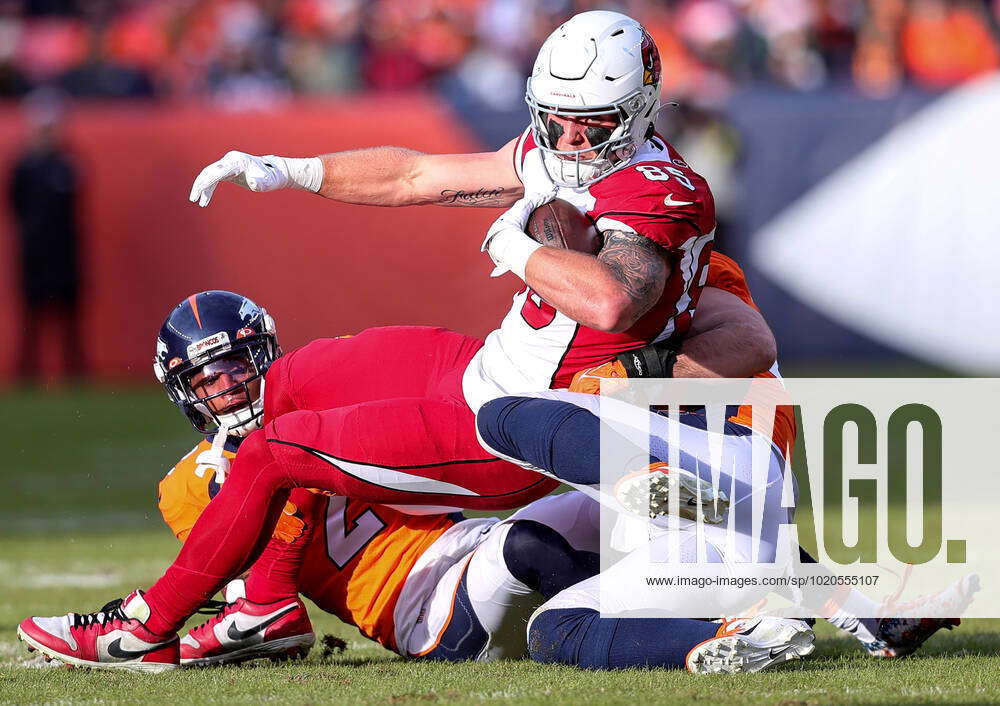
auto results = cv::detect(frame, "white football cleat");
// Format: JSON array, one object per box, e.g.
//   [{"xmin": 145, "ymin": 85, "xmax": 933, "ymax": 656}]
[
  {"xmin": 614, "ymin": 462, "xmax": 729, "ymax": 524},
  {"xmin": 686, "ymin": 617, "xmax": 815, "ymax": 674}
]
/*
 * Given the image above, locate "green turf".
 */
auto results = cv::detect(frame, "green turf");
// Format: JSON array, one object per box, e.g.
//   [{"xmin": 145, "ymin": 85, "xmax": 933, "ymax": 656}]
[
  {"xmin": 0, "ymin": 387, "xmax": 195, "ymax": 533},
  {"xmin": 1, "ymin": 388, "xmax": 997, "ymax": 705}
]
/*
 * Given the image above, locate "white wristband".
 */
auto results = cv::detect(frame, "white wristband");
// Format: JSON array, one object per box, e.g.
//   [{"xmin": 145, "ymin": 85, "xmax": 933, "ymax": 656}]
[
  {"xmin": 487, "ymin": 228, "xmax": 542, "ymax": 280},
  {"xmin": 277, "ymin": 156, "xmax": 324, "ymax": 193}
]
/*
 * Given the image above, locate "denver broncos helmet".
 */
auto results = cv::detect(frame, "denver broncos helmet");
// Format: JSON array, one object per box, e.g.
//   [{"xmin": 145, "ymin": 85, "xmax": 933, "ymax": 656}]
[{"xmin": 153, "ymin": 290, "xmax": 280, "ymax": 436}]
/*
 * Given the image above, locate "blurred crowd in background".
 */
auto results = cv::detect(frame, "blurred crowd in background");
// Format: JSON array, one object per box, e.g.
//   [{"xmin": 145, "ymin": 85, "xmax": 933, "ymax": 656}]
[
  {"xmin": 1, "ymin": 0, "xmax": 998, "ymax": 107},
  {"xmin": 5, "ymin": 0, "xmax": 999, "ymax": 385}
]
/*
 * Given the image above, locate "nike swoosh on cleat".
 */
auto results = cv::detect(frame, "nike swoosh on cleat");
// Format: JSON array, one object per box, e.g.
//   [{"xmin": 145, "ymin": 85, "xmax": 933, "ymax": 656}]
[
  {"xmin": 767, "ymin": 644, "xmax": 793, "ymax": 659},
  {"xmin": 227, "ymin": 605, "xmax": 297, "ymax": 642},
  {"xmin": 106, "ymin": 638, "xmax": 165, "ymax": 659}
]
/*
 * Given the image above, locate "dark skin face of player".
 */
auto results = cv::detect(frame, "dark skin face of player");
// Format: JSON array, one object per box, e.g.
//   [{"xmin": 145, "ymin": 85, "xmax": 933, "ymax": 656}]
[
  {"xmin": 547, "ymin": 113, "xmax": 620, "ymax": 161},
  {"xmin": 188, "ymin": 354, "xmax": 261, "ymax": 416}
]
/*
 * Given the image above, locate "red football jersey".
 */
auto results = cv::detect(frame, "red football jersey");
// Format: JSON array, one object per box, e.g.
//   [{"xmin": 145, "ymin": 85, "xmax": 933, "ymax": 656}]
[{"xmin": 463, "ymin": 129, "xmax": 716, "ymax": 410}]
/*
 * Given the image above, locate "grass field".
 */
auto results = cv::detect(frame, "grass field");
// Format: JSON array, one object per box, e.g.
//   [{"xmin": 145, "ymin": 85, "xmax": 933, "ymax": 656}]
[{"xmin": 1, "ymin": 388, "xmax": 998, "ymax": 705}]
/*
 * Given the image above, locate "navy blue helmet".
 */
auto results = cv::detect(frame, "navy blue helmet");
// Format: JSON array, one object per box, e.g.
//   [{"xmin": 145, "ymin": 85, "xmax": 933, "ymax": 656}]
[{"xmin": 153, "ymin": 290, "xmax": 280, "ymax": 436}]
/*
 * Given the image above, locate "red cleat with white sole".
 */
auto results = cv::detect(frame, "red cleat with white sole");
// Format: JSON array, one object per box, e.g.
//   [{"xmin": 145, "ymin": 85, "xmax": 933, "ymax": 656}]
[
  {"xmin": 180, "ymin": 580, "xmax": 314, "ymax": 667},
  {"xmin": 17, "ymin": 590, "xmax": 179, "ymax": 673}
]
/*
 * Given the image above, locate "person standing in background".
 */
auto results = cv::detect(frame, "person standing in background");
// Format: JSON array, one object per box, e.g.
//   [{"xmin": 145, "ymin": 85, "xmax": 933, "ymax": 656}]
[{"xmin": 9, "ymin": 88, "xmax": 85, "ymax": 385}]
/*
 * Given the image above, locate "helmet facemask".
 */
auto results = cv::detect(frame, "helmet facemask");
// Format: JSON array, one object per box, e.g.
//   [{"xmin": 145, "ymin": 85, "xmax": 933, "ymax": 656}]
[
  {"xmin": 164, "ymin": 338, "xmax": 276, "ymax": 437},
  {"xmin": 527, "ymin": 87, "xmax": 650, "ymax": 188}
]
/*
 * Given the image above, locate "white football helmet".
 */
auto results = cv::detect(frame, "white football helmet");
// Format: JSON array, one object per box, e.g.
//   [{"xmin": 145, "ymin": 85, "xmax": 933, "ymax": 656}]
[{"xmin": 526, "ymin": 11, "xmax": 663, "ymax": 188}]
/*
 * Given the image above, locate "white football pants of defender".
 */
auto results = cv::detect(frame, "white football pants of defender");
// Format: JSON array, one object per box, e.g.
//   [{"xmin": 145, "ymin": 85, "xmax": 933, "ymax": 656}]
[
  {"xmin": 393, "ymin": 491, "xmax": 600, "ymax": 660},
  {"xmin": 476, "ymin": 389, "xmax": 796, "ymax": 619}
]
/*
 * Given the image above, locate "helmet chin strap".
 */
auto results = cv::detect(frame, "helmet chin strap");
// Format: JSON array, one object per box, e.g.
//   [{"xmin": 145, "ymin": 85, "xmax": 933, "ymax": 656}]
[
  {"xmin": 542, "ymin": 150, "xmax": 608, "ymax": 188},
  {"xmin": 193, "ymin": 371, "xmax": 267, "ymax": 438},
  {"xmin": 541, "ymin": 139, "xmax": 637, "ymax": 188},
  {"xmin": 193, "ymin": 423, "xmax": 231, "ymax": 483},
  {"xmin": 217, "ymin": 395, "xmax": 264, "ymax": 437}
]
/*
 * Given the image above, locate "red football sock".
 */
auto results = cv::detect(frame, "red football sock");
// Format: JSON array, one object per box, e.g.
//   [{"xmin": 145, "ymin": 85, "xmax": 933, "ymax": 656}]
[
  {"xmin": 243, "ymin": 488, "xmax": 325, "ymax": 604},
  {"xmin": 143, "ymin": 431, "xmax": 291, "ymax": 636},
  {"xmin": 139, "ymin": 407, "xmax": 553, "ymax": 636}
]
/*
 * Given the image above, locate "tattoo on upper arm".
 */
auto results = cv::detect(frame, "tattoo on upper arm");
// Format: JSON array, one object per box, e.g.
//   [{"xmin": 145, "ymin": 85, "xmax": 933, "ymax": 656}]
[
  {"xmin": 597, "ymin": 230, "xmax": 668, "ymax": 311},
  {"xmin": 438, "ymin": 187, "xmax": 507, "ymax": 207}
]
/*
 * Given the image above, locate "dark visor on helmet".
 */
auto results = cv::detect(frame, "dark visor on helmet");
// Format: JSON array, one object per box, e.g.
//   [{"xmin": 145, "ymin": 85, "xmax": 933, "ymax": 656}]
[
  {"xmin": 174, "ymin": 345, "xmax": 268, "ymax": 432},
  {"xmin": 183, "ymin": 352, "xmax": 256, "ymax": 402}
]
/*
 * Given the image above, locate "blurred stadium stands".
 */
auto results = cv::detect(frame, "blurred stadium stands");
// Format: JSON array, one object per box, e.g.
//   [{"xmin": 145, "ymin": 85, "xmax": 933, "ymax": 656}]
[
  {"xmin": 3, "ymin": 0, "xmax": 997, "ymax": 101},
  {"xmin": 2, "ymin": 0, "xmax": 997, "ymax": 385}
]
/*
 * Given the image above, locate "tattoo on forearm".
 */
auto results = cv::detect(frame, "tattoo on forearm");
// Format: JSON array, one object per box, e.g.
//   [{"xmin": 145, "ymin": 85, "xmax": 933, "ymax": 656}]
[
  {"xmin": 439, "ymin": 187, "xmax": 506, "ymax": 206},
  {"xmin": 598, "ymin": 230, "xmax": 668, "ymax": 311}
]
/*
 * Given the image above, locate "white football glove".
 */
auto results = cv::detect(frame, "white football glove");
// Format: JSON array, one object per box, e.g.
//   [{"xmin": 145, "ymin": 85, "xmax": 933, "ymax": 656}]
[
  {"xmin": 194, "ymin": 425, "xmax": 231, "ymax": 483},
  {"xmin": 520, "ymin": 147, "xmax": 556, "ymax": 194},
  {"xmin": 189, "ymin": 151, "xmax": 323, "ymax": 207},
  {"xmin": 481, "ymin": 188, "xmax": 557, "ymax": 279}
]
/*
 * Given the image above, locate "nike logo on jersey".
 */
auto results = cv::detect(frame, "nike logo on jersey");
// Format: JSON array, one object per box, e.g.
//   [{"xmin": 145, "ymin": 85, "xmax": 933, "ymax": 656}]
[
  {"xmin": 225, "ymin": 604, "xmax": 297, "ymax": 642},
  {"xmin": 663, "ymin": 193, "xmax": 693, "ymax": 207}
]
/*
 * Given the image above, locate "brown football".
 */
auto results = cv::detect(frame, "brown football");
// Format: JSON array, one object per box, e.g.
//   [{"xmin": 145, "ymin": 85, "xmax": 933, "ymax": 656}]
[{"xmin": 526, "ymin": 198, "xmax": 602, "ymax": 255}]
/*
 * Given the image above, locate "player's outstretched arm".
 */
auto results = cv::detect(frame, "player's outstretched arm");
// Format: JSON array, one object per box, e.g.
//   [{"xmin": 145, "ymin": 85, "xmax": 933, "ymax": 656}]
[
  {"xmin": 319, "ymin": 143, "xmax": 523, "ymax": 207},
  {"xmin": 674, "ymin": 287, "xmax": 777, "ymax": 378},
  {"xmin": 189, "ymin": 138, "xmax": 524, "ymax": 209}
]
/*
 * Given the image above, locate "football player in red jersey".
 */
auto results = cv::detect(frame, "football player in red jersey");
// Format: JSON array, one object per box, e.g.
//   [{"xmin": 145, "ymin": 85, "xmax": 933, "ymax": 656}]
[
  {"xmin": 15, "ymin": 259, "xmax": 779, "ymax": 674},
  {"xmin": 137, "ymin": 8, "xmax": 724, "ymax": 572},
  {"xmin": 21, "ymin": 283, "xmax": 766, "ymax": 672},
  {"xmin": 19, "ymin": 257, "xmax": 968, "ymax": 672},
  {"xmin": 171, "ymin": 10, "xmax": 719, "ymax": 510},
  {"xmin": 188, "ymin": 10, "xmax": 715, "ymax": 412},
  {"xmin": 16, "ymin": 11, "xmax": 777, "ymax": 672}
]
